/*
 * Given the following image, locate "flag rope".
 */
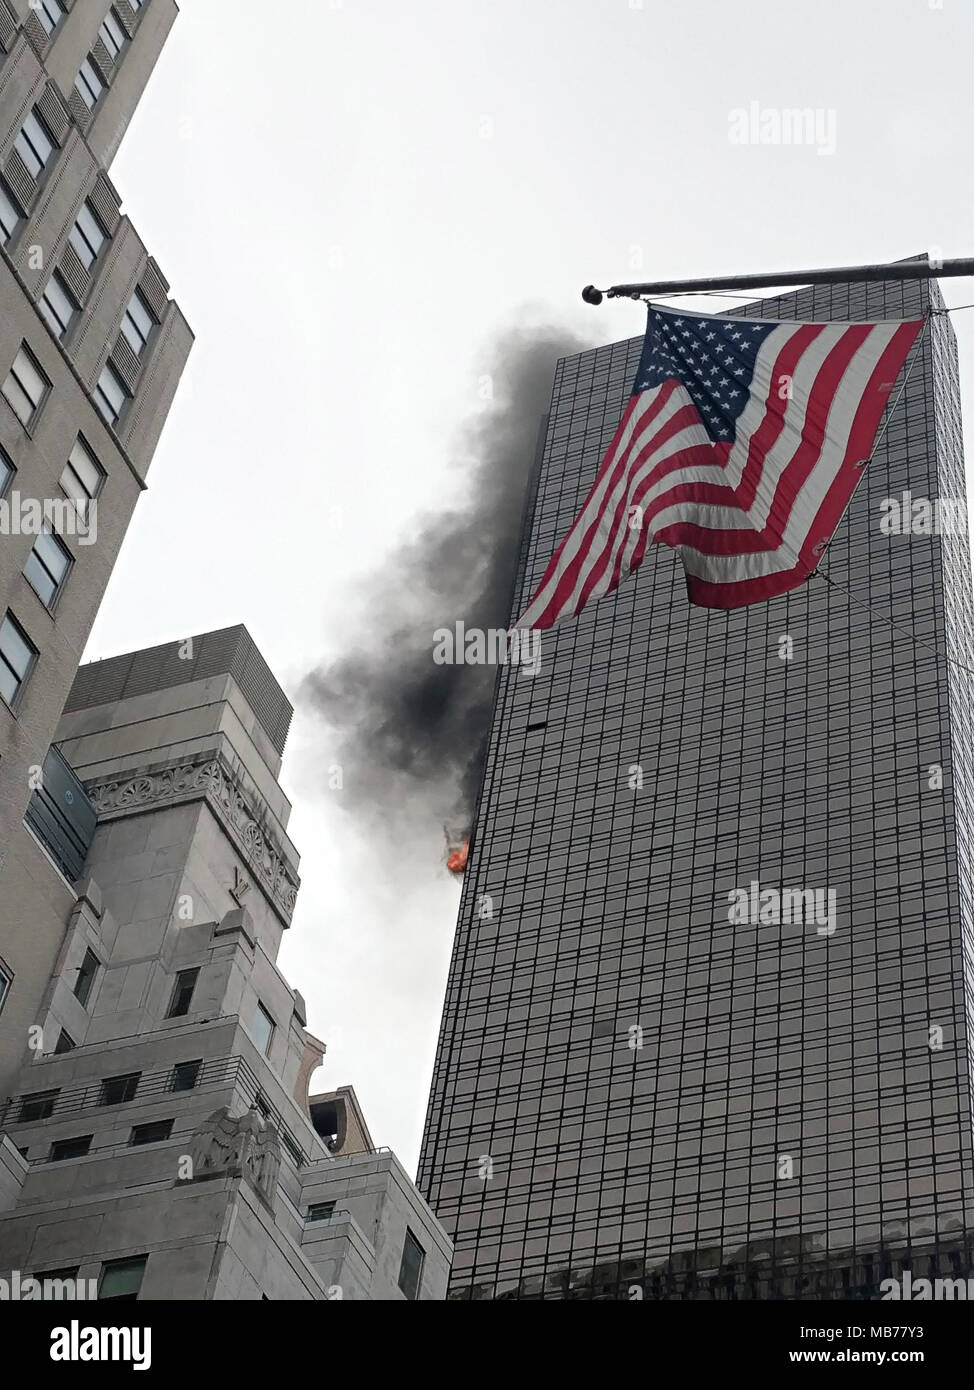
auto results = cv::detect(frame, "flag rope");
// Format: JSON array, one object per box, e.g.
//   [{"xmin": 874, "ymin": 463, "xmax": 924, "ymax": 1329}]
[{"xmin": 812, "ymin": 569, "xmax": 974, "ymax": 680}]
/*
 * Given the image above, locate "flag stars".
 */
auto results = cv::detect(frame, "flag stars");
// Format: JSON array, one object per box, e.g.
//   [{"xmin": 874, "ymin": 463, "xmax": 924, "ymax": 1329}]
[{"xmin": 642, "ymin": 309, "xmax": 774, "ymax": 443}]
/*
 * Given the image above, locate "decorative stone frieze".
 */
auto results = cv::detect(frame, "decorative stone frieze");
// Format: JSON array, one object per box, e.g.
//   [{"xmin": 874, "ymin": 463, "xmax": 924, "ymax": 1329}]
[{"xmin": 86, "ymin": 753, "xmax": 299, "ymax": 924}]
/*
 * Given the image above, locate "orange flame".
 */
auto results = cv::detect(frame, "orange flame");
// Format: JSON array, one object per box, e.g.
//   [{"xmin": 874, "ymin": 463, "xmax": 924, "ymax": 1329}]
[{"xmin": 446, "ymin": 840, "xmax": 469, "ymax": 875}]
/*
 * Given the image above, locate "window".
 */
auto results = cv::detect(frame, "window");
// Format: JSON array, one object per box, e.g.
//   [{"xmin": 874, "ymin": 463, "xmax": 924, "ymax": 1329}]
[
  {"xmin": 0, "ymin": 962, "xmax": 10, "ymax": 1014},
  {"xmin": 99, "ymin": 8, "xmax": 126, "ymax": 59},
  {"xmin": 18, "ymin": 1089, "xmax": 58, "ymax": 1122},
  {"xmin": 253, "ymin": 1092, "xmax": 271, "ymax": 1118},
  {"xmin": 73, "ymin": 948, "xmax": 99, "ymax": 1007},
  {"xmin": 98, "ymin": 1257, "xmax": 146, "ymax": 1301},
  {"xmin": 61, "ymin": 436, "xmax": 105, "ymax": 525},
  {"xmin": 169, "ymin": 1058, "xmax": 202, "ymax": 1092},
  {"xmin": 14, "ymin": 109, "xmax": 54, "ymax": 180},
  {"xmin": 121, "ymin": 290, "xmax": 154, "ymax": 357},
  {"xmin": 24, "ymin": 744, "xmax": 96, "ymax": 884},
  {"xmin": 3, "ymin": 344, "xmax": 51, "ymax": 428},
  {"xmin": 397, "ymin": 1229, "xmax": 425, "ymax": 1300},
  {"xmin": 0, "ymin": 180, "xmax": 21, "ymax": 244},
  {"xmin": 0, "ymin": 612, "xmax": 38, "ymax": 707},
  {"xmin": 99, "ymin": 1072, "xmax": 140, "ymax": 1106},
  {"xmin": 0, "ymin": 445, "xmax": 13, "ymax": 497},
  {"xmin": 69, "ymin": 201, "xmax": 106, "ymax": 270},
  {"xmin": 166, "ymin": 968, "xmax": 198, "ymax": 1019},
  {"xmin": 307, "ymin": 1202, "xmax": 336, "ymax": 1222},
  {"xmin": 251, "ymin": 1002, "xmax": 275, "ymax": 1056},
  {"xmin": 39, "ymin": 271, "xmax": 77, "ymax": 340},
  {"xmin": 34, "ymin": 1270, "xmax": 85, "ymax": 1302},
  {"xmin": 24, "ymin": 527, "xmax": 72, "ymax": 608},
  {"xmin": 49, "ymin": 1135, "xmax": 91, "ymax": 1162},
  {"xmin": 34, "ymin": 0, "xmax": 65, "ymax": 35},
  {"xmin": 75, "ymin": 58, "xmax": 105, "ymax": 111},
  {"xmin": 130, "ymin": 1119, "xmax": 173, "ymax": 1146},
  {"xmin": 54, "ymin": 1028, "xmax": 75, "ymax": 1054},
  {"xmin": 94, "ymin": 362, "xmax": 128, "ymax": 427}
]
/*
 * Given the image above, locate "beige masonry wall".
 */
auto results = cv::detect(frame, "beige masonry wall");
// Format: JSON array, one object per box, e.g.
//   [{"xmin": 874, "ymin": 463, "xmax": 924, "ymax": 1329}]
[{"xmin": 0, "ymin": 2, "xmax": 190, "ymax": 1093}]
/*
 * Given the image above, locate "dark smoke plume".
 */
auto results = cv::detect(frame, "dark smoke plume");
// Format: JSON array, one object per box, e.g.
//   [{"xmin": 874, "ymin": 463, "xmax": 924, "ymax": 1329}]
[{"xmin": 301, "ymin": 320, "xmax": 592, "ymax": 830}]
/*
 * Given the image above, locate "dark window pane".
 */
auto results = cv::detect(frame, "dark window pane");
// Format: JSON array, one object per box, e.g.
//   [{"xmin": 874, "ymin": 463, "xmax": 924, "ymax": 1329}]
[
  {"xmin": 98, "ymin": 1257, "xmax": 146, "ymax": 1301},
  {"xmin": 18, "ymin": 1089, "xmax": 59, "ymax": 1122},
  {"xmin": 49, "ymin": 1135, "xmax": 91, "ymax": 1162},
  {"xmin": 398, "ymin": 1229, "xmax": 425, "ymax": 1300},
  {"xmin": 130, "ymin": 1120, "xmax": 173, "ymax": 1146},
  {"xmin": 99, "ymin": 1072, "xmax": 140, "ymax": 1106},
  {"xmin": 166, "ymin": 969, "xmax": 198, "ymax": 1019},
  {"xmin": 170, "ymin": 1059, "xmax": 202, "ymax": 1092},
  {"xmin": 73, "ymin": 949, "xmax": 99, "ymax": 1007}
]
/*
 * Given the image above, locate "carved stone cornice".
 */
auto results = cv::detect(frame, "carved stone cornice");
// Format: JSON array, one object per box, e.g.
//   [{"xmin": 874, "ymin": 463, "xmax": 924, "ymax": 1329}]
[{"xmin": 86, "ymin": 753, "xmax": 299, "ymax": 925}]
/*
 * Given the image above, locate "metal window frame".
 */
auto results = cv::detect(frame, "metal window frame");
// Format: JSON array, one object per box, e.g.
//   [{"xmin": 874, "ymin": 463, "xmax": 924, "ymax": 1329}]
[
  {"xmin": 397, "ymin": 1227, "xmax": 426, "ymax": 1300},
  {"xmin": 36, "ymin": 0, "xmax": 65, "ymax": 35},
  {"xmin": 18, "ymin": 1088, "xmax": 59, "ymax": 1122},
  {"xmin": 129, "ymin": 1119, "xmax": 173, "ymax": 1146},
  {"xmin": 98, "ymin": 1071, "xmax": 141, "ymax": 1106},
  {"xmin": 166, "ymin": 967, "xmax": 199, "ymax": 1019},
  {"xmin": 168, "ymin": 1058, "xmax": 202, "ymax": 1092},
  {"xmin": 0, "ymin": 178, "xmax": 21, "ymax": 242},
  {"xmin": 69, "ymin": 200, "xmax": 107, "ymax": 269},
  {"xmin": 74, "ymin": 57, "xmax": 104, "ymax": 110},
  {"xmin": 0, "ymin": 444, "xmax": 13, "ymax": 497},
  {"xmin": 40, "ymin": 270, "xmax": 77, "ymax": 340},
  {"xmin": 0, "ymin": 610, "xmax": 38, "ymax": 708},
  {"xmin": 252, "ymin": 1001, "xmax": 276, "ymax": 1055},
  {"xmin": 4, "ymin": 341, "xmax": 51, "ymax": 427},
  {"xmin": 307, "ymin": 1201, "xmax": 336, "ymax": 1222},
  {"xmin": 97, "ymin": 1256, "xmax": 146, "ymax": 1301},
  {"xmin": 23, "ymin": 524, "xmax": 73, "ymax": 610},
  {"xmin": 121, "ymin": 289, "xmax": 154, "ymax": 356},
  {"xmin": 94, "ymin": 361, "xmax": 128, "ymax": 426},
  {"xmin": 48, "ymin": 1134, "xmax": 92, "ymax": 1162},
  {"xmin": 98, "ymin": 6, "xmax": 125, "ymax": 58},
  {"xmin": 15, "ymin": 108, "xmax": 54, "ymax": 177},
  {"xmin": 60, "ymin": 436, "xmax": 105, "ymax": 528},
  {"xmin": 73, "ymin": 947, "xmax": 99, "ymax": 1007}
]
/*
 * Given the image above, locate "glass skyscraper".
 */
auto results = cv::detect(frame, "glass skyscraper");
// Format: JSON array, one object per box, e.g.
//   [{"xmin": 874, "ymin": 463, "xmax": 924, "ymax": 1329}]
[{"xmin": 418, "ymin": 268, "xmax": 974, "ymax": 1299}]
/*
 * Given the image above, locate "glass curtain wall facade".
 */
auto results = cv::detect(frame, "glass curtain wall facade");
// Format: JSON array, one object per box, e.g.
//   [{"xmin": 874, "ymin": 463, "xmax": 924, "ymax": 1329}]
[{"xmin": 418, "ymin": 271, "xmax": 974, "ymax": 1300}]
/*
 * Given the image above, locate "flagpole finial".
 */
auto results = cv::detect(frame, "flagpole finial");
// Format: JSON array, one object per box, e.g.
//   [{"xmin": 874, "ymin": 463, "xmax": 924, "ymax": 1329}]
[{"xmin": 582, "ymin": 285, "xmax": 604, "ymax": 305}]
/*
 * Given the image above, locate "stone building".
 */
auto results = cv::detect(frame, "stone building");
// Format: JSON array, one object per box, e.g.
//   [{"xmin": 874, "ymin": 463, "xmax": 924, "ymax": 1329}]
[
  {"xmin": 0, "ymin": 0, "xmax": 192, "ymax": 1093},
  {"xmin": 0, "ymin": 629, "xmax": 452, "ymax": 1299},
  {"xmin": 0, "ymin": 0, "xmax": 451, "ymax": 1300}
]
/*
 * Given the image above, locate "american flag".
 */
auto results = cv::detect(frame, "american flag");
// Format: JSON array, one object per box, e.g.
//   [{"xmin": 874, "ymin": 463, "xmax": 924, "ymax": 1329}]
[{"xmin": 516, "ymin": 304, "xmax": 924, "ymax": 627}]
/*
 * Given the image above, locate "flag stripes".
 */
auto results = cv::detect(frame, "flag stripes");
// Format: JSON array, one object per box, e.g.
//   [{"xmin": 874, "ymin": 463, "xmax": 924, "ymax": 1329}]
[{"xmin": 517, "ymin": 307, "xmax": 924, "ymax": 626}]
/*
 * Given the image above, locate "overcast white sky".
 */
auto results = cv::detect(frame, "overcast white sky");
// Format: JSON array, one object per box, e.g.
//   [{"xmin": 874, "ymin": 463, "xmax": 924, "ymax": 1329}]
[{"xmin": 85, "ymin": 0, "xmax": 974, "ymax": 1171}]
